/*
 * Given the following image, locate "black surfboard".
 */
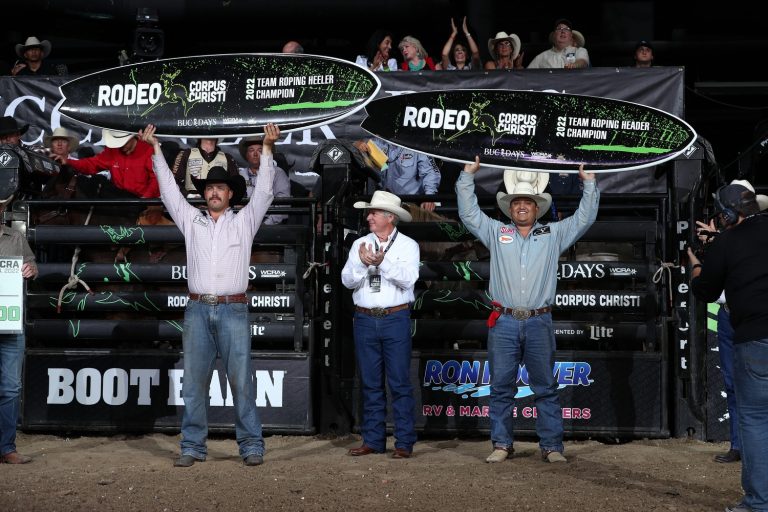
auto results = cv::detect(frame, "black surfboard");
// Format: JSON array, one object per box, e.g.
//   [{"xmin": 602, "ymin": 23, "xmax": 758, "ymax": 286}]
[
  {"xmin": 361, "ymin": 89, "xmax": 697, "ymax": 173},
  {"xmin": 59, "ymin": 53, "xmax": 381, "ymax": 136}
]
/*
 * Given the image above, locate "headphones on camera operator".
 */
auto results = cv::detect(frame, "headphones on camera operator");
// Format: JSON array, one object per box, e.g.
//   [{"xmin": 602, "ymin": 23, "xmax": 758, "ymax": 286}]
[{"xmin": 714, "ymin": 185, "xmax": 740, "ymax": 226}]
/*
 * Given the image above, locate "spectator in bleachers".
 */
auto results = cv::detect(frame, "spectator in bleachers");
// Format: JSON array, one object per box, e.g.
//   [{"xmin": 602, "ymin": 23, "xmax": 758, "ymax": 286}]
[
  {"xmin": 171, "ymin": 138, "xmax": 239, "ymax": 197},
  {"xmin": 398, "ymin": 36, "xmax": 435, "ymax": 71},
  {"xmin": 238, "ymin": 135, "xmax": 291, "ymax": 224},
  {"xmin": 0, "ymin": 116, "xmax": 27, "ymax": 146},
  {"xmin": 485, "ymin": 31, "xmax": 523, "ymax": 70},
  {"xmin": 457, "ymin": 159, "xmax": 599, "ymax": 464},
  {"xmin": 354, "ymin": 137, "xmax": 441, "ymax": 212},
  {"xmin": 634, "ymin": 40, "xmax": 654, "ymax": 68},
  {"xmin": 281, "ymin": 40, "xmax": 304, "ymax": 54},
  {"xmin": 437, "ymin": 17, "xmax": 481, "ymax": 71},
  {"xmin": 356, "ymin": 30, "xmax": 398, "ymax": 72},
  {"xmin": 44, "ymin": 127, "xmax": 79, "ymax": 159},
  {"xmin": 10, "ymin": 36, "xmax": 65, "ymax": 76},
  {"xmin": 528, "ymin": 19, "xmax": 589, "ymax": 69},
  {"xmin": 54, "ymin": 129, "xmax": 159, "ymax": 199}
]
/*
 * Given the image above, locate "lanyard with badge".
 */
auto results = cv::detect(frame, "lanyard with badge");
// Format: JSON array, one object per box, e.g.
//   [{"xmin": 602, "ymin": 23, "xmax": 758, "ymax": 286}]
[{"xmin": 368, "ymin": 230, "xmax": 398, "ymax": 293}]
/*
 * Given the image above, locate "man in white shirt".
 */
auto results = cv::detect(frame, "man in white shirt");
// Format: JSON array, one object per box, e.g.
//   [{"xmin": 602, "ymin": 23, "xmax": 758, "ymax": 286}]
[
  {"xmin": 141, "ymin": 123, "xmax": 279, "ymax": 468},
  {"xmin": 341, "ymin": 191, "xmax": 420, "ymax": 459}
]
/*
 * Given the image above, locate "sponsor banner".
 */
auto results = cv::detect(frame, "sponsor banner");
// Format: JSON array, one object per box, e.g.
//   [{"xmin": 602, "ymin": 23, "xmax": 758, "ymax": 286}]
[
  {"xmin": 59, "ymin": 54, "xmax": 380, "ymax": 136},
  {"xmin": 410, "ymin": 320, "xmax": 646, "ymax": 349},
  {"xmin": 412, "ymin": 289, "xmax": 647, "ymax": 316},
  {"xmin": 36, "ymin": 262, "xmax": 295, "ymax": 284},
  {"xmin": 417, "ymin": 261, "xmax": 647, "ymax": 281},
  {"xmin": 409, "ymin": 351, "xmax": 665, "ymax": 435},
  {"xmin": 22, "ymin": 350, "xmax": 313, "ymax": 432},
  {"xmin": 29, "ymin": 319, "xmax": 305, "ymax": 342},
  {"xmin": 361, "ymin": 90, "xmax": 696, "ymax": 172},
  {"xmin": 3, "ymin": 67, "xmax": 684, "ymax": 194},
  {"xmin": 29, "ymin": 291, "xmax": 294, "ymax": 312},
  {"xmin": 0, "ymin": 257, "xmax": 24, "ymax": 333}
]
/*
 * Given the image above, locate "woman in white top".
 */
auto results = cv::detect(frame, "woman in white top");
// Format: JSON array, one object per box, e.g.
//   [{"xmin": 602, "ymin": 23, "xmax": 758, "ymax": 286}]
[
  {"xmin": 438, "ymin": 17, "xmax": 481, "ymax": 70},
  {"xmin": 355, "ymin": 30, "xmax": 398, "ymax": 72}
]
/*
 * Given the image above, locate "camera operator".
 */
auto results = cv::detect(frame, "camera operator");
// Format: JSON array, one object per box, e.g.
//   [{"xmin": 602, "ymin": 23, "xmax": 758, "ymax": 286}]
[{"xmin": 687, "ymin": 181, "xmax": 768, "ymax": 512}]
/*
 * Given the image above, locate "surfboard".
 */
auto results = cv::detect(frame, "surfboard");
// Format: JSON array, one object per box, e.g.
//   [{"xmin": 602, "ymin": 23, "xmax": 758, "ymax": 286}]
[
  {"xmin": 59, "ymin": 53, "xmax": 381, "ymax": 137},
  {"xmin": 361, "ymin": 90, "xmax": 697, "ymax": 173}
]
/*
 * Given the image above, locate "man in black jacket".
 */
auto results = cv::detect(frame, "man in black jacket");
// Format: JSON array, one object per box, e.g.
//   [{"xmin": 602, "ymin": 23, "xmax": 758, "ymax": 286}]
[{"xmin": 688, "ymin": 184, "xmax": 768, "ymax": 512}]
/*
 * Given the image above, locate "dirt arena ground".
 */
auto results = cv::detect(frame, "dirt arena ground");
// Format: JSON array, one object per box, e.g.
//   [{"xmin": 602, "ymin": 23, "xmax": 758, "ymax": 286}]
[{"xmin": 0, "ymin": 432, "xmax": 741, "ymax": 511}]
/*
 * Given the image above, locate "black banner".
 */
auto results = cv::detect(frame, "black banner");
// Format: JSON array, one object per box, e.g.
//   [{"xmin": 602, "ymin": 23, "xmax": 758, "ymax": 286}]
[{"xmin": 22, "ymin": 350, "xmax": 313, "ymax": 432}]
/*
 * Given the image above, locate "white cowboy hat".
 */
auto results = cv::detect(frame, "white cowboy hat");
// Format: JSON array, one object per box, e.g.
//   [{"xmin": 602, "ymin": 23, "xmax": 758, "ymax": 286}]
[
  {"xmin": 44, "ymin": 127, "xmax": 79, "ymax": 151},
  {"xmin": 103, "ymin": 129, "xmax": 135, "ymax": 149},
  {"xmin": 730, "ymin": 179, "xmax": 768, "ymax": 212},
  {"xmin": 549, "ymin": 19, "xmax": 585, "ymax": 48},
  {"xmin": 353, "ymin": 190, "xmax": 412, "ymax": 222},
  {"xmin": 16, "ymin": 36, "xmax": 52, "ymax": 59},
  {"xmin": 488, "ymin": 31, "xmax": 521, "ymax": 61},
  {"xmin": 496, "ymin": 169, "xmax": 552, "ymax": 220}
]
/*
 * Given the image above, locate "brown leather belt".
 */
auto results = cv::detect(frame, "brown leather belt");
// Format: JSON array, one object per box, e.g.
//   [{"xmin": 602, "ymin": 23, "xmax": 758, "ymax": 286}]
[
  {"xmin": 189, "ymin": 293, "xmax": 248, "ymax": 305},
  {"xmin": 355, "ymin": 304, "xmax": 410, "ymax": 318},
  {"xmin": 493, "ymin": 305, "xmax": 552, "ymax": 321}
]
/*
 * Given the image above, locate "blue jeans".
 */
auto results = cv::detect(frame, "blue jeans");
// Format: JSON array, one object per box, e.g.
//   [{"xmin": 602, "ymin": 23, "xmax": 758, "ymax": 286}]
[
  {"xmin": 0, "ymin": 333, "xmax": 24, "ymax": 456},
  {"xmin": 180, "ymin": 301, "xmax": 263, "ymax": 460},
  {"xmin": 717, "ymin": 306, "xmax": 740, "ymax": 451},
  {"xmin": 734, "ymin": 338, "xmax": 768, "ymax": 512},
  {"xmin": 353, "ymin": 309, "xmax": 416, "ymax": 452},
  {"xmin": 488, "ymin": 313, "xmax": 563, "ymax": 453}
]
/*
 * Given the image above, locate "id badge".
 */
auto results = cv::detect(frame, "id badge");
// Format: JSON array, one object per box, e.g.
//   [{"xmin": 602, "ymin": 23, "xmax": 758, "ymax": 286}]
[{"xmin": 368, "ymin": 273, "xmax": 381, "ymax": 293}]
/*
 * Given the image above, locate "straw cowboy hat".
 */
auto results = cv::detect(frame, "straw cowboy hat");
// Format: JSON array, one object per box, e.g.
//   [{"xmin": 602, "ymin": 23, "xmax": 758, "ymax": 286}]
[
  {"xmin": 103, "ymin": 129, "xmax": 136, "ymax": 149},
  {"xmin": 353, "ymin": 190, "xmax": 412, "ymax": 222},
  {"xmin": 549, "ymin": 19, "xmax": 585, "ymax": 48},
  {"xmin": 0, "ymin": 116, "xmax": 29, "ymax": 137},
  {"xmin": 44, "ymin": 127, "xmax": 79, "ymax": 151},
  {"xmin": 496, "ymin": 169, "xmax": 552, "ymax": 220},
  {"xmin": 488, "ymin": 31, "xmax": 521, "ymax": 60},
  {"xmin": 729, "ymin": 179, "xmax": 768, "ymax": 212},
  {"xmin": 191, "ymin": 166, "xmax": 247, "ymax": 206},
  {"xmin": 16, "ymin": 36, "xmax": 52, "ymax": 59}
]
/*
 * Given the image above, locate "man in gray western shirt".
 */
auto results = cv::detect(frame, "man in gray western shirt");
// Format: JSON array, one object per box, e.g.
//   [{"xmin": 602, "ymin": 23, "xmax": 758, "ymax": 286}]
[
  {"xmin": 456, "ymin": 157, "xmax": 598, "ymax": 464},
  {"xmin": 141, "ymin": 123, "xmax": 279, "ymax": 467}
]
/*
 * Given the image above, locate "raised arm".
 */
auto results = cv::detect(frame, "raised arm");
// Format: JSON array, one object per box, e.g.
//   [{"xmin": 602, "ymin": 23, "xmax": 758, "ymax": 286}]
[
  {"xmin": 463, "ymin": 17, "xmax": 482, "ymax": 69},
  {"xmin": 440, "ymin": 18, "xmax": 459, "ymax": 70}
]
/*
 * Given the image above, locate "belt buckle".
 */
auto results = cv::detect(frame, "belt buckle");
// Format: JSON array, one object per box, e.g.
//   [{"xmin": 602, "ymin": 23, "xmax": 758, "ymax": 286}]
[
  {"xmin": 511, "ymin": 308, "xmax": 531, "ymax": 321},
  {"xmin": 200, "ymin": 294, "xmax": 218, "ymax": 305},
  {"xmin": 369, "ymin": 307, "xmax": 387, "ymax": 318}
]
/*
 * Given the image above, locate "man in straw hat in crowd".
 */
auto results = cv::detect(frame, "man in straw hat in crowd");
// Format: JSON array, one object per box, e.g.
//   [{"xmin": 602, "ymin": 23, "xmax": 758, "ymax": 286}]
[
  {"xmin": 10, "ymin": 36, "xmax": 62, "ymax": 76},
  {"xmin": 44, "ymin": 127, "xmax": 80, "ymax": 159},
  {"xmin": 54, "ymin": 128, "xmax": 159, "ymax": 199},
  {"xmin": 342, "ymin": 190, "xmax": 419, "ymax": 459},
  {"xmin": 457, "ymin": 157, "xmax": 599, "ymax": 463},
  {"xmin": 140, "ymin": 122, "xmax": 280, "ymax": 467},
  {"xmin": 688, "ymin": 183, "xmax": 768, "ymax": 512},
  {"xmin": 485, "ymin": 30, "xmax": 523, "ymax": 70},
  {"xmin": 528, "ymin": 18, "xmax": 589, "ymax": 69},
  {"xmin": 0, "ymin": 193, "xmax": 38, "ymax": 464}
]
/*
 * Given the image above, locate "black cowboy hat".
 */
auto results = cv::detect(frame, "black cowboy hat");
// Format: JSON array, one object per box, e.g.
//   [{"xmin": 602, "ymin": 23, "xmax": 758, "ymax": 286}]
[
  {"xmin": 0, "ymin": 116, "xmax": 29, "ymax": 137},
  {"xmin": 191, "ymin": 166, "xmax": 247, "ymax": 206}
]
